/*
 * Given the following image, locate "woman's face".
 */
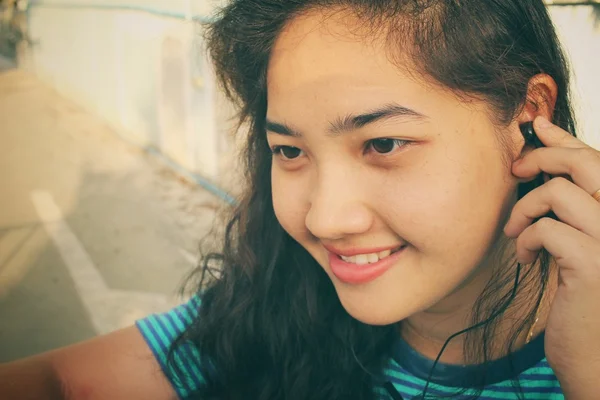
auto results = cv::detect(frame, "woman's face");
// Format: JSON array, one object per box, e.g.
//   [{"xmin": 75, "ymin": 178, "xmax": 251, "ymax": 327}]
[{"xmin": 266, "ymin": 11, "xmax": 521, "ymax": 325}]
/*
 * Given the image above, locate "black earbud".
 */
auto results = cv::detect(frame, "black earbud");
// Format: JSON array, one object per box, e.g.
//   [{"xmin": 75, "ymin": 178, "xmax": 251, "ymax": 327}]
[{"xmin": 519, "ymin": 121, "xmax": 544, "ymax": 148}]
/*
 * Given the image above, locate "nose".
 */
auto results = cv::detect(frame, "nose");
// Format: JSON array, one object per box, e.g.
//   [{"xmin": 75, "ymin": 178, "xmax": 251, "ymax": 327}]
[{"xmin": 304, "ymin": 166, "xmax": 374, "ymax": 240}]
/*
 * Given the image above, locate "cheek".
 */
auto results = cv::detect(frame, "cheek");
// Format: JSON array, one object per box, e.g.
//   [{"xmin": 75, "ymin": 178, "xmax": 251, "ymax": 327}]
[
  {"xmin": 381, "ymin": 141, "xmax": 513, "ymax": 257},
  {"xmin": 271, "ymin": 168, "xmax": 311, "ymax": 239}
]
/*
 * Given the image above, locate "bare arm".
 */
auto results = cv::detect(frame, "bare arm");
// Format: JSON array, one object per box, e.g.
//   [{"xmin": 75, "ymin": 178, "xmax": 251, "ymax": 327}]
[
  {"xmin": 0, "ymin": 326, "xmax": 178, "ymax": 400},
  {"xmin": 0, "ymin": 353, "xmax": 63, "ymax": 400}
]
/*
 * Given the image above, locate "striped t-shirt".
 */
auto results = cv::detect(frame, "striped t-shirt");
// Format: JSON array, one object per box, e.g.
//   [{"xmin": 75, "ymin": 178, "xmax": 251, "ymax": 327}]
[{"xmin": 136, "ymin": 296, "xmax": 564, "ymax": 399}]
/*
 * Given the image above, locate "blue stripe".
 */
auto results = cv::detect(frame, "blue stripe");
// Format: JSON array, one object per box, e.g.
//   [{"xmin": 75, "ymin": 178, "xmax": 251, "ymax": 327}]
[
  {"xmin": 485, "ymin": 384, "xmax": 563, "ymax": 394},
  {"xmin": 537, "ymin": 361, "xmax": 551, "ymax": 368},
  {"xmin": 173, "ymin": 297, "xmax": 198, "ymax": 325},
  {"xmin": 173, "ymin": 345, "xmax": 204, "ymax": 391},
  {"xmin": 139, "ymin": 317, "xmax": 171, "ymax": 359},
  {"xmin": 173, "ymin": 307, "xmax": 193, "ymax": 325},
  {"xmin": 153, "ymin": 312, "xmax": 177, "ymax": 342},
  {"xmin": 163, "ymin": 310, "xmax": 187, "ymax": 337},
  {"xmin": 519, "ymin": 373, "xmax": 560, "ymax": 380},
  {"xmin": 190, "ymin": 295, "xmax": 202, "ymax": 309}
]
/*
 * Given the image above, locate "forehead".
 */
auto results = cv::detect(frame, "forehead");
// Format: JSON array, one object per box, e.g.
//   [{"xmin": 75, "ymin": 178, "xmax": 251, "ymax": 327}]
[
  {"xmin": 265, "ymin": 9, "xmax": 495, "ymax": 134},
  {"xmin": 268, "ymin": 10, "xmax": 409, "ymax": 95},
  {"xmin": 265, "ymin": 9, "xmax": 467, "ymax": 121}
]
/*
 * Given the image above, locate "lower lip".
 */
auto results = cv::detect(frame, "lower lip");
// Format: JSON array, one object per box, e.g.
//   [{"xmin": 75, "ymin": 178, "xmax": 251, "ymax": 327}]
[{"xmin": 328, "ymin": 246, "xmax": 406, "ymax": 285}]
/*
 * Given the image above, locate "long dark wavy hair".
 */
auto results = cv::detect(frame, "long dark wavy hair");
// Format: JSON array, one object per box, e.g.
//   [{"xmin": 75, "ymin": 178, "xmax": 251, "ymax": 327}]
[{"xmin": 170, "ymin": 1, "xmax": 577, "ymax": 399}]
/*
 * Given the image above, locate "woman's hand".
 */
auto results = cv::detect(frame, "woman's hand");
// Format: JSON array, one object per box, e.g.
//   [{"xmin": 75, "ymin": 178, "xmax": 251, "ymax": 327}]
[{"xmin": 503, "ymin": 116, "xmax": 600, "ymax": 399}]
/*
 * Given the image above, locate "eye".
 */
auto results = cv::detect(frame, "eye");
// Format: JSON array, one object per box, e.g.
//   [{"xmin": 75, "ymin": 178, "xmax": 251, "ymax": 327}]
[
  {"xmin": 271, "ymin": 145, "xmax": 304, "ymax": 160},
  {"xmin": 366, "ymin": 138, "xmax": 409, "ymax": 154}
]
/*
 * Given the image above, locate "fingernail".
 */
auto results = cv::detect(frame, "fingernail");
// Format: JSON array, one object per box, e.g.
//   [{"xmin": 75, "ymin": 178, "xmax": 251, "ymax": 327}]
[{"xmin": 536, "ymin": 116, "xmax": 553, "ymax": 129}]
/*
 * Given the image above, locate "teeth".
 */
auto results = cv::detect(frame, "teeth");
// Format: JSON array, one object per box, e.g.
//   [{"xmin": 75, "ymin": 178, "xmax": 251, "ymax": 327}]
[
  {"xmin": 378, "ymin": 250, "xmax": 391, "ymax": 259},
  {"xmin": 340, "ymin": 255, "xmax": 355, "ymax": 263},
  {"xmin": 355, "ymin": 254, "xmax": 368, "ymax": 265},
  {"xmin": 340, "ymin": 248, "xmax": 398, "ymax": 265}
]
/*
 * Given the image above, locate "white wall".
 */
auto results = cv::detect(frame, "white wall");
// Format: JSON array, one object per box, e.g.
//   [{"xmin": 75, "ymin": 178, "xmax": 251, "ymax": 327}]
[
  {"xmin": 550, "ymin": 5, "xmax": 600, "ymax": 149},
  {"xmin": 24, "ymin": 1, "xmax": 237, "ymax": 193},
  {"xmin": 21, "ymin": 3, "xmax": 600, "ymax": 199}
]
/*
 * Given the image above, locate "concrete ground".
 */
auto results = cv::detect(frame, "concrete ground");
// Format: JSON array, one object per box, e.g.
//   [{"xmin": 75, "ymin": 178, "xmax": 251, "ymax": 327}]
[{"xmin": 0, "ymin": 63, "xmax": 227, "ymax": 362}]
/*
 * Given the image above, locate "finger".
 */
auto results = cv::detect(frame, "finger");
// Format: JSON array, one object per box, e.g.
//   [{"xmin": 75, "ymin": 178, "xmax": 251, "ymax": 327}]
[
  {"xmin": 504, "ymin": 177, "xmax": 600, "ymax": 240},
  {"xmin": 513, "ymin": 146, "xmax": 600, "ymax": 195},
  {"xmin": 516, "ymin": 217, "xmax": 600, "ymax": 277},
  {"xmin": 533, "ymin": 116, "xmax": 586, "ymax": 149}
]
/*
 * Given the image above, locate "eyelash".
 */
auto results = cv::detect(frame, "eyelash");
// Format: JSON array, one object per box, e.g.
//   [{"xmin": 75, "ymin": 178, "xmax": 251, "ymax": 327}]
[{"xmin": 270, "ymin": 138, "xmax": 409, "ymax": 161}]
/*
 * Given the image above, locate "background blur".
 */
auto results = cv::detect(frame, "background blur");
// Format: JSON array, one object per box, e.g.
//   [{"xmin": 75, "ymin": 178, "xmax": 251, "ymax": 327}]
[{"xmin": 0, "ymin": 0, "xmax": 599, "ymax": 362}]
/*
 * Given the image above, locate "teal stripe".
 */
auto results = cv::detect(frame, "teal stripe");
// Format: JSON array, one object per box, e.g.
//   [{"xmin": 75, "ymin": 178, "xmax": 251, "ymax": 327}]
[
  {"xmin": 138, "ymin": 319, "xmax": 160, "ymax": 350},
  {"xmin": 177, "ymin": 295, "xmax": 202, "ymax": 325},
  {"xmin": 145, "ymin": 317, "xmax": 171, "ymax": 353},
  {"xmin": 171, "ymin": 352, "xmax": 197, "ymax": 395},
  {"xmin": 190, "ymin": 294, "xmax": 202, "ymax": 309},
  {"xmin": 176, "ymin": 302, "xmax": 196, "ymax": 325},
  {"xmin": 154, "ymin": 314, "xmax": 180, "ymax": 343},
  {"xmin": 515, "ymin": 380, "xmax": 561, "ymax": 389},
  {"xmin": 173, "ymin": 344, "xmax": 205, "ymax": 388},
  {"xmin": 166, "ymin": 309, "xmax": 189, "ymax": 336},
  {"xmin": 478, "ymin": 390, "xmax": 522, "ymax": 399}
]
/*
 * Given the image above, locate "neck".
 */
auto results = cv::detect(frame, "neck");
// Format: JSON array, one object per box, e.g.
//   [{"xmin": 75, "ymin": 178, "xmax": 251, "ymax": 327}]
[{"xmin": 400, "ymin": 237, "xmax": 557, "ymax": 365}]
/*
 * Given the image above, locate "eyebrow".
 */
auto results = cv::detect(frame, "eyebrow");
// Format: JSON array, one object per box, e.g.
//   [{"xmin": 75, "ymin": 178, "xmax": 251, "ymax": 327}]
[{"xmin": 265, "ymin": 103, "xmax": 427, "ymax": 138}]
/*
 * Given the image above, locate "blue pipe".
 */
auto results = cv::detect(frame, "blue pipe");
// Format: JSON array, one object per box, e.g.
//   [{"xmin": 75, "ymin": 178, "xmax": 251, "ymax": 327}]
[
  {"xmin": 28, "ymin": 1, "xmax": 214, "ymax": 23},
  {"xmin": 144, "ymin": 147, "xmax": 238, "ymax": 206}
]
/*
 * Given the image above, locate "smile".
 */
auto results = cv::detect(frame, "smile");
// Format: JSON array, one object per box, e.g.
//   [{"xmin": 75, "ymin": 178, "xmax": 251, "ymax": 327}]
[
  {"xmin": 326, "ymin": 245, "xmax": 407, "ymax": 285},
  {"xmin": 338, "ymin": 246, "xmax": 403, "ymax": 265}
]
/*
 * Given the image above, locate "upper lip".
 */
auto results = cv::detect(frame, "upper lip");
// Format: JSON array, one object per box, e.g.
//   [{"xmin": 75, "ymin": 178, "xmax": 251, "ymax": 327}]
[{"xmin": 323, "ymin": 244, "xmax": 404, "ymax": 257}]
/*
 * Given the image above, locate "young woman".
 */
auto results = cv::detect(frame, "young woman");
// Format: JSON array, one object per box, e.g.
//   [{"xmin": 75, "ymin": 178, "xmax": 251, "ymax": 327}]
[{"xmin": 2, "ymin": 1, "xmax": 600, "ymax": 399}]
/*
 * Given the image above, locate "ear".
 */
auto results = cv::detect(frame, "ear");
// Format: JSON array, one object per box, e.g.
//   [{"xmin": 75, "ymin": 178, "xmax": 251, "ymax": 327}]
[
  {"xmin": 510, "ymin": 74, "xmax": 558, "ymax": 157},
  {"xmin": 516, "ymin": 73, "xmax": 558, "ymax": 125}
]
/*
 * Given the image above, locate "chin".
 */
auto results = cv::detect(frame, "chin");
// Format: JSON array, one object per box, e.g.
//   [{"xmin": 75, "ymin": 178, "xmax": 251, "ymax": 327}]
[
  {"xmin": 351, "ymin": 312, "xmax": 403, "ymax": 326},
  {"xmin": 334, "ymin": 286, "xmax": 417, "ymax": 326},
  {"xmin": 344, "ymin": 305, "xmax": 407, "ymax": 326}
]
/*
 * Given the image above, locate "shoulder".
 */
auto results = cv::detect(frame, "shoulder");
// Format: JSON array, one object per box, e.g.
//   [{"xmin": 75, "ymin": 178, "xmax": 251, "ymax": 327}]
[
  {"xmin": 136, "ymin": 295, "xmax": 202, "ymax": 355},
  {"xmin": 51, "ymin": 326, "xmax": 179, "ymax": 400},
  {"xmin": 136, "ymin": 294, "xmax": 206, "ymax": 399}
]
